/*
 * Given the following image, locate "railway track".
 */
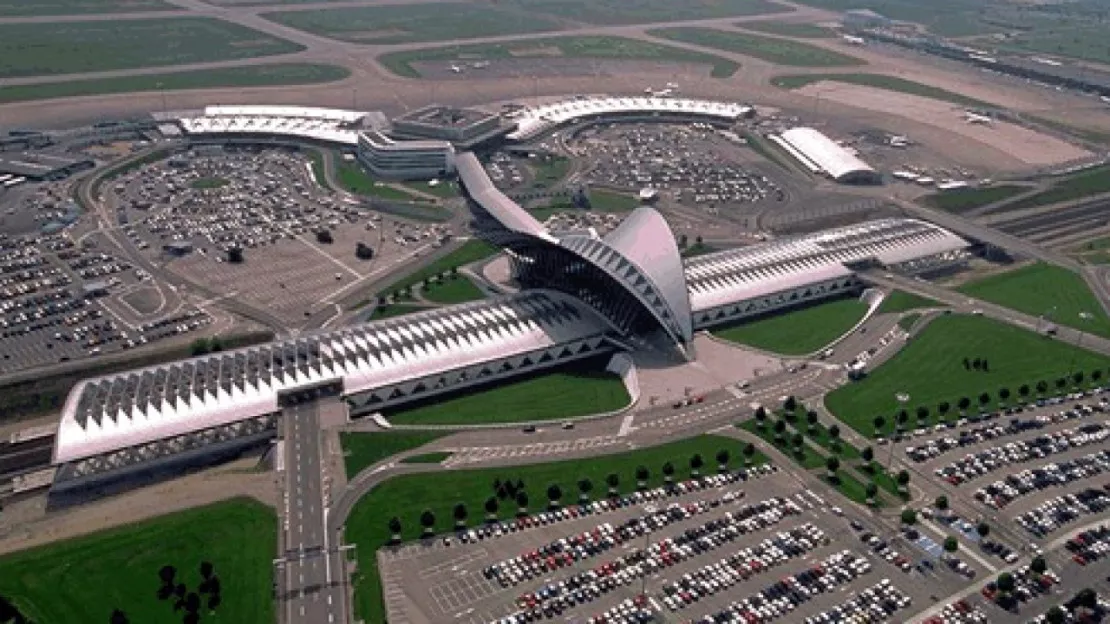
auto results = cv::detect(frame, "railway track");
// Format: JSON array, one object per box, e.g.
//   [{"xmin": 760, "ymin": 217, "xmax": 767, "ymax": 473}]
[{"xmin": 0, "ymin": 435, "xmax": 54, "ymax": 480}]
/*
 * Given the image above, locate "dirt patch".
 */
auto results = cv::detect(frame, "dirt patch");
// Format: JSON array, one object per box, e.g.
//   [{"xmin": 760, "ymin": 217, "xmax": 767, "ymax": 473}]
[
  {"xmin": 335, "ymin": 29, "xmax": 411, "ymax": 42},
  {"xmin": 795, "ymin": 81, "xmax": 1092, "ymax": 167},
  {"xmin": 507, "ymin": 46, "xmax": 565, "ymax": 57}
]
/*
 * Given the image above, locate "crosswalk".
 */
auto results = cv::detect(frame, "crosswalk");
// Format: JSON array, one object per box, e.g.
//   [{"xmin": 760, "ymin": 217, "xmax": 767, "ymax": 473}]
[{"xmin": 442, "ymin": 436, "xmax": 623, "ymax": 467}]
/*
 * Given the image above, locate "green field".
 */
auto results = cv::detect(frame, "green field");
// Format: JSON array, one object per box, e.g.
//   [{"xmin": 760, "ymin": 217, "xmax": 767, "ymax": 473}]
[
  {"xmin": 335, "ymin": 159, "xmax": 420, "ymax": 201},
  {"xmin": 530, "ymin": 190, "xmax": 640, "ymax": 221},
  {"xmin": 190, "ymin": 177, "xmax": 229, "ymax": 190},
  {"xmin": 0, "ymin": 63, "xmax": 350, "ymax": 105},
  {"xmin": 378, "ymin": 36, "xmax": 740, "ymax": 79},
  {"xmin": 1004, "ymin": 165, "xmax": 1110, "ymax": 211},
  {"xmin": 386, "ymin": 362, "xmax": 629, "ymax": 425},
  {"xmin": 402, "ymin": 180, "xmax": 458, "ymax": 199},
  {"xmin": 377, "ymin": 240, "xmax": 499, "ymax": 299},
  {"xmin": 340, "ymin": 431, "xmax": 448, "ymax": 478},
  {"xmin": 346, "ymin": 434, "xmax": 769, "ymax": 623},
  {"xmin": 1003, "ymin": 25, "xmax": 1110, "ymax": 66},
  {"xmin": 367, "ymin": 303, "xmax": 431, "ymax": 320},
  {"xmin": 922, "ymin": 185, "xmax": 1028, "ymax": 213},
  {"xmin": 682, "ymin": 242, "xmax": 720, "ymax": 258},
  {"xmin": 878, "ymin": 290, "xmax": 941, "ymax": 314},
  {"xmin": 771, "ymin": 73, "xmax": 994, "ymax": 107},
  {"xmin": 898, "ymin": 313, "xmax": 921, "ymax": 332},
  {"xmin": 0, "ymin": 0, "xmax": 173, "ymax": 16},
  {"xmin": 787, "ymin": 0, "xmax": 1013, "ymax": 37},
  {"xmin": 401, "ymin": 452, "xmax": 453, "ymax": 464},
  {"xmin": 0, "ymin": 498, "xmax": 275, "ymax": 624},
  {"xmin": 0, "ymin": 18, "xmax": 304, "ymax": 79},
  {"xmin": 649, "ymin": 27, "xmax": 865, "ymax": 67},
  {"xmin": 712, "ymin": 297, "xmax": 868, "ymax": 355},
  {"xmin": 825, "ymin": 314, "xmax": 1110, "ymax": 436},
  {"xmin": 262, "ymin": 3, "xmax": 564, "ymax": 44},
  {"xmin": 958, "ymin": 263, "xmax": 1110, "ymax": 339},
  {"xmin": 530, "ymin": 155, "xmax": 571, "ymax": 188},
  {"xmin": 420, "ymin": 275, "xmax": 486, "ymax": 304},
  {"xmin": 502, "ymin": 0, "xmax": 786, "ymax": 25},
  {"xmin": 739, "ymin": 20, "xmax": 836, "ymax": 38}
]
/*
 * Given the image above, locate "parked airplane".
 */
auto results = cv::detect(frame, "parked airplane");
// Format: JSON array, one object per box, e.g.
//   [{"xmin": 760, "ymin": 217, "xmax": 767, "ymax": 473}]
[
  {"xmin": 964, "ymin": 111, "xmax": 993, "ymax": 125},
  {"xmin": 842, "ymin": 35, "xmax": 865, "ymax": 45}
]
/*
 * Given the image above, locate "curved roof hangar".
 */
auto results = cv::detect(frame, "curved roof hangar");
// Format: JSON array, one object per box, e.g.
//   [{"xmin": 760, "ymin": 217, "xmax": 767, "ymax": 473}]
[{"xmin": 778, "ymin": 127, "xmax": 879, "ymax": 184}]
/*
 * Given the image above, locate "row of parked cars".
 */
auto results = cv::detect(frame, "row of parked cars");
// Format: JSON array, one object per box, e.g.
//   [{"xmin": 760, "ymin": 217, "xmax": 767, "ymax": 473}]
[
  {"xmin": 660, "ymin": 524, "xmax": 830, "ymax": 612},
  {"xmin": 981, "ymin": 564, "xmax": 1059, "ymax": 610},
  {"xmin": 1018, "ymin": 489, "xmax": 1110, "ymax": 537},
  {"xmin": 857, "ymin": 529, "xmax": 913, "ymax": 574},
  {"xmin": 688, "ymin": 550, "xmax": 873, "ymax": 624},
  {"xmin": 1065, "ymin": 524, "xmax": 1110, "ymax": 566},
  {"xmin": 802, "ymin": 579, "xmax": 912, "ymax": 624},
  {"xmin": 935, "ymin": 422, "xmax": 1108, "ymax": 486},
  {"xmin": 974, "ymin": 449, "xmax": 1110, "ymax": 509},
  {"xmin": 921, "ymin": 598, "xmax": 989, "ymax": 624}
]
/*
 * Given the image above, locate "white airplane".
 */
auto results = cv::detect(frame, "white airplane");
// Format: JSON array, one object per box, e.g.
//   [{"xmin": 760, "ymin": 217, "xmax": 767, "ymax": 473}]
[
  {"xmin": 449, "ymin": 63, "xmax": 464, "ymax": 74},
  {"xmin": 841, "ymin": 35, "xmax": 865, "ymax": 45},
  {"xmin": 471, "ymin": 61, "xmax": 490, "ymax": 69},
  {"xmin": 964, "ymin": 112, "xmax": 993, "ymax": 125}
]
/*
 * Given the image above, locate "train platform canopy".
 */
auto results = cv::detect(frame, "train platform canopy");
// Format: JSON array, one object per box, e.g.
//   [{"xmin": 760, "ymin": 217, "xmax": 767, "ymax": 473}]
[
  {"xmin": 507, "ymin": 96, "xmax": 754, "ymax": 142},
  {"xmin": 53, "ymin": 290, "xmax": 612, "ymax": 465},
  {"xmin": 175, "ymin": 105, "xmax": 373, "ymax": 146}
]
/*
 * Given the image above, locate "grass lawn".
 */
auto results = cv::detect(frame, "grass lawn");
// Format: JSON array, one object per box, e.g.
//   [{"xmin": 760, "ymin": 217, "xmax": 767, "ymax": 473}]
[
  {"xmin": 958, "ymin": 263, "xmax": 1110, "ymax": 339},
  {"xmin": 401, "ymin": 452, "xmax": 453, "ymax": 464},
  {"xmin": 827, "ymin": 471, "xmax": 870, "ymax": 505},
  {"xmin": 335, "ymin": 159, "xmax": 418, "ymax": 201},
  {"xmin": 0, "ymin": 498, "xmax": 275, "ymax": 624},
  {"xmin": 307, "ymin": 149, "xmax": 329, "ymax": 187},
  {"xmin": 921, "ymin": 185, "xmax": 1027, "ymax": 213},
  {"xmin": 262, "ymin": 3, "xmax": 563, "ymax": 44},
  {"xmin": 385, "ymin": 361, "xmax": 629, "ymax": 425},
  {"xmin": 682, "ymin": 243, "xmax": 719, "ymax": 258},
  {"xmin": 649, "ymin": 27, "xmax": 865, "ymax": 67},
  {"xmin": 898, "ymin": 313, "xmax": 921, "ymax": 332},
  {"xmin": 402, "ymin": 180, "xmax": 458, "ymax": 199},
  {"xmin": 502, "ymin": 0, "xmax": 787, "ymax": 25},
  {"xmin": 420, "ymin": 276, "xmax": 486, "ymax": 304},
  {"xmin": 591, "ymin": 190, "xmax": 640, "ymax": 213},
  {"xmin": 771, "ymin": 73, "xmax": 995, "ymax": 108},
  {"xmin": 786, "ymin": 0, "xmax": 1010, "ymax": 38},
  {"xmin": 1004, "ymin": 165, "xmax": 1110, "ymax": 211},
  {"xmin": 878, "ymin": 290, "xmax": 941, "ymax": 314},
  {"xmin": 824, "ymin": 314, "xmax": 1110, "ymax": 437},
  {"xmin": 0, "ymin": 18, "xmax": 303, "ymax": 78},
  {"xmin": 339, "ymin": 431, "xmax": 448, "ymax": 478},
  {"xmin": 739, "ymin": 20, "xmax": 835, "ymax": 38},
  {"xmin": 0, "ymin": 63, "xmax": 350, "ymax": 105},
  {"xmin": 378, "ymin": 36, "xmax": 740, "ymax": 79},
  {"xmin": 712, "ymin": 296, "xmax": 868, "ymax": 355},
  {"xmin": 530, "ymin": 156, "xmax": 571, "ymax": 189},
  {"xmin": 368, "ymin": 303, "xmax": 432, "ymax": 320},
  {"xmin": 0, "ymin": 0, "xmax": 173, "ymax": 16},
  {"xmin": 346, "ymin": 434, "xmax": 769, "ymax": 623},
  {"xmin": 190, "ymin": 177, "xmax": 228, "ymax": 190},
  {"xmin": 377, "ymin": 240, "xmax": 499, "ymax": 299}
]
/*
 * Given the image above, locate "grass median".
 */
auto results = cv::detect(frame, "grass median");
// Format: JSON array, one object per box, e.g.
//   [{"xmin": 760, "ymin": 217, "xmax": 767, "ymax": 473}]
[
  {"xmin": 921, "ymin": 185, "xmax": 1027, "ymax": 213},
  {"xmin": 771, "ymin": 73, "xmax": 995, "ymax": 108},
  {"xmin": 650, "ymin": 27, "xmax": 865, "ymax": 67},
  {"xmin": 346, "ymin": 434, "xmax": 770, "ymax": 623},
  {"xmin": 340, "ymin": 431, "xmax": 449, "ymax": 478},
  {"xmin": 711, "ymin": 296, "xmax": 868, "ymax": 355}
]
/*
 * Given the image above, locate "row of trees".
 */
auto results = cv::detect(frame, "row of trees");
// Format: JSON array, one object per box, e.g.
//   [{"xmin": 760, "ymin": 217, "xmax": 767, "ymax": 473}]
[
  {"xmin": 387, "ymin": 444, "xmax": 762, "ymax": 541},
  {"xmin": 109, "ymin": 562, "xmax": 223, "ymax": 624},
  {"xmin": 377, "ymin": 267, "xmax": 461, "ymax": 306}
]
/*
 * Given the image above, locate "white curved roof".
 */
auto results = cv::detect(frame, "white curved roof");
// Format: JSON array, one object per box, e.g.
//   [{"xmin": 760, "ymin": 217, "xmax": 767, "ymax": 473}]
[
  {"xmin": 360, "ymin": 129, "xmax": 454, "ymax": 152},
  {"xmin": 778, "ymin": 127, "xmax": 876, "ymax": 182},
  {"xmin": 176, "ymin": 105, "xmax": 368, "ymax": 146},
  {"xmin": 685, "ymin": 218, "xmax": 967, "ymax": 312},
  {"xmin": 507, "ymin": 96, "xmax": 752, "ymax": 142},
  {"xmin": 54, "ymin": 291, "xmax": 608, "ymax": 464},
  {"xmin": 456, "ymin": 152, "xmax": 556, "ymax": 242}
]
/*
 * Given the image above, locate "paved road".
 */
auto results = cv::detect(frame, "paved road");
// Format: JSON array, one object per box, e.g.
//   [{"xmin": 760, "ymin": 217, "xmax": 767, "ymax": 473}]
[{"xmin": 280, "ymin": 402, "xmax": 345, "ymax": 624}]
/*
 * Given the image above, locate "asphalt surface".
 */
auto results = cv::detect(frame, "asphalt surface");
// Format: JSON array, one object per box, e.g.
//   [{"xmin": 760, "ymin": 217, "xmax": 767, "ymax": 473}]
[{"xmin": 280, "ymin": 401, "xmax": 346, "ymax": 624}]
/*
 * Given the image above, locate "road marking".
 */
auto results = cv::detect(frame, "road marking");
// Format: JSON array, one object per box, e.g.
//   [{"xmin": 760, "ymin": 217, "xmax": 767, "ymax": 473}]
[{"xmin": 618, "ymin": 413, "xmax": 636, "ymax": 436}]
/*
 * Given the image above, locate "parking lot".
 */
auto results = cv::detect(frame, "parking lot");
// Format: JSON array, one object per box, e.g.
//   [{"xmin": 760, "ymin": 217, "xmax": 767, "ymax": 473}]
[
  {"xmin": 104, "ymin": 145, "xmax": 455, "ymax": 325},
  {"xmin": 568, "ymin": 123, "xmax": 783, "ymax": 216},
  {"xmin": 378, "ymin": 465, "xmax": 975, "ymax": 624}
]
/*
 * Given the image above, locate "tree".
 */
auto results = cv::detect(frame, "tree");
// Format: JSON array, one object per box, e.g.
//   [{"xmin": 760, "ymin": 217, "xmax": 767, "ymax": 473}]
[
  {"xmin": 657, "ymin": 459, "xmax": 674, "ymax": 484},
  {"xmin": 1046, "ymin": 606, "xmax": 1066, "ymax": 624},
  {"xmin": 484, "ymin": 497, "xmax": 499, "ymax": 521},
  {"xmin": 1018, "ymin": 384, "xmax": 1030, "ymax": 401},
  {"xmin": 355, "ymin": 242, "xmax": 374, "ymax": 260},
  {"xmin": 773, "ymin": 420, "xmax": 787, "ymax": 443},
  {"xmin": 976, "ymin": 522, "xmax": 990, "ymax": 539},
  {"xmin": 1056, "ymin": 377, "xmax": 1067, "ymax": 391},
  {"xmin": 944, "ymin": 536, "xmax": 959, "ymax": 553},
  {"xmin": 635, "ymin": 466, "xmax": 650, "ymax": 490},
  {"xmin": 806, "ymin": 410, "xmax": 819, "ymax": 433},
  {"xmin": 934, "ymin": 495, "xmax": 949, "ymax": 511},
  {"xmin": 963, "ymin": 356, "xmax": 970, "ymax": 370},
  {"xmin": 978, "ymin": 392, "xmax": 991, "ymax": 407},
  {"xmin": 1074, "ymin": 371, "xmax": 1085, "ymax": 386},
  {"xmin": 896, "ymin": 470, "xmax": 910, "ymax": 495},
  {"xmin": 743, "ymin": 442, "xmax": 756, "ymax": 466},
  {"xmin": 938, "ymin": 401, "xmax": 951, "ymax": 417},
  {"xmin": 199, "ymin": 562, "xmax": 213, "ymax": 580},
  {"xmin": 606, "ymin": 473, "xmax": 619, "ymax": 497},
  {"xmin": 996, "ymin": 572, "xmax": 1015, "ymax": 594},
  {"xmin": 865, "ymin": 483, "xmax": 878, "ymax": 506},
  {"xmin": 388, "ymin": 516, "xmax": 402, "ymax": 543},
  {"xmin": 915, "ymin": 405, "xmax": 929, "ymax": 423},
  {"xmin": 958, "ymin": 396, "xmax": 971, "ymax": 413},
  {"xmin": 999, "ymin": 388, "xmax": 1011, "ymax": 403},
  {"xmin": 690, "ymin": 454, "xmax": 704, "ymax": 477},
  {"xmin": 547, "ymin": 483, "xmax": 563, "ymax": 506},
  {"xmin": 227, "ymin": 247, "xmax": 244, "ymax": 263},
  {"xmin": 790, "ymin": 432, "xmax": 804, "ymax": 454},
  {"xmin": 783, "ymin": 395, "xmax": 797, "ymax": 413},
  {"xmin": 315, "ymin": 230, "xmax": 334, "ymax": 244},
  {"xmin": 1093, "ymin": 369, "xmax": 1104, "ymax": 384},
  {"xmin": 872, "ymin": 416, "xmax": 886, "ymax": 435},
  {"xmin": 1031, "ymin": 556, "xmax": 1047, "ymax": 575},
  {"xmin": 453, "ymin": 502, "xmax": 468, "ymax": 528},
  {"xmin": 515, "ymin": 491, "xmax": 529, "ymax": 516},
  {"xmin": 695, "ymin": 235, "xmax": 704, "ymax": 245},
  {"xmin": 896, "ymin": 410, "xmax": 909, "ymax": 431},
  {"xmin": 185, "ymin": 592, "xmax": 200, "ymax": 614},
  {"xmin": 825, "ymin": 456, "xmax": 840, "ymax": 479},
  {"xmin": 754, "ymin": 406, "xmax": 768, "ymax": 428},
  {"xmin": 577, "ymin": 477, "xmax": 593, "ymax": 502},
  {"xmin": 901, "ymin": 509, "xmax": 917, "ymax": 525},
  {"xmin": 420, "ymin": 509, "xmax": 436, "ymax": 537},
  {"xmin": 189, "ymin": 338, "xmax": 211, "ymax": 357},
  {"xmin": 861, "ymin": 446, "xmax": 874, "ymax": 463},
  {"xmin": 207, "ymin": 593, "xmax": 222, "ymax": 612},
  {"xmin": 109, "ymin": 609, "xmax": 130, "ymax": 624},
  {"xmin": 715, "ymin": 449, "xmax": 730, "ymax": 472},
  {"xmin": 1037, "ymin": 380, "xmax": 1049, "ymax": 394},
  {"xmin": 678, "ymin": 233, "xmax": 688, "ymax": 248},
  {"xmin": 828, "ymin": 424, "xmax": 840, "ymax": 440},
  {"xmin": 158, "ymin": 565, "xmax": 177, "ymax": 588}
]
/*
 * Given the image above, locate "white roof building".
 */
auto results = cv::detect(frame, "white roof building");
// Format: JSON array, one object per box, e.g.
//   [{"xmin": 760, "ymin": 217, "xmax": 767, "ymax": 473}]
[
  {"xmin": 176, "ymin": 105, "xmax": 369, "ymax": 146},
  {"xmin": 776, "ymin": 127, "xmax": 881, "ymax": 184},
  {"xmin": 507, "ymin": 96, "xmax": 753, "ymax": 142}
]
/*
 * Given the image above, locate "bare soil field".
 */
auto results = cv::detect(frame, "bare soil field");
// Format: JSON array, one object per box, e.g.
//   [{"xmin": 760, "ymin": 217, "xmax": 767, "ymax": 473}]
[{"xmin": 796, "ymin": 81, "xmax": 1091, "ymax": 167}]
